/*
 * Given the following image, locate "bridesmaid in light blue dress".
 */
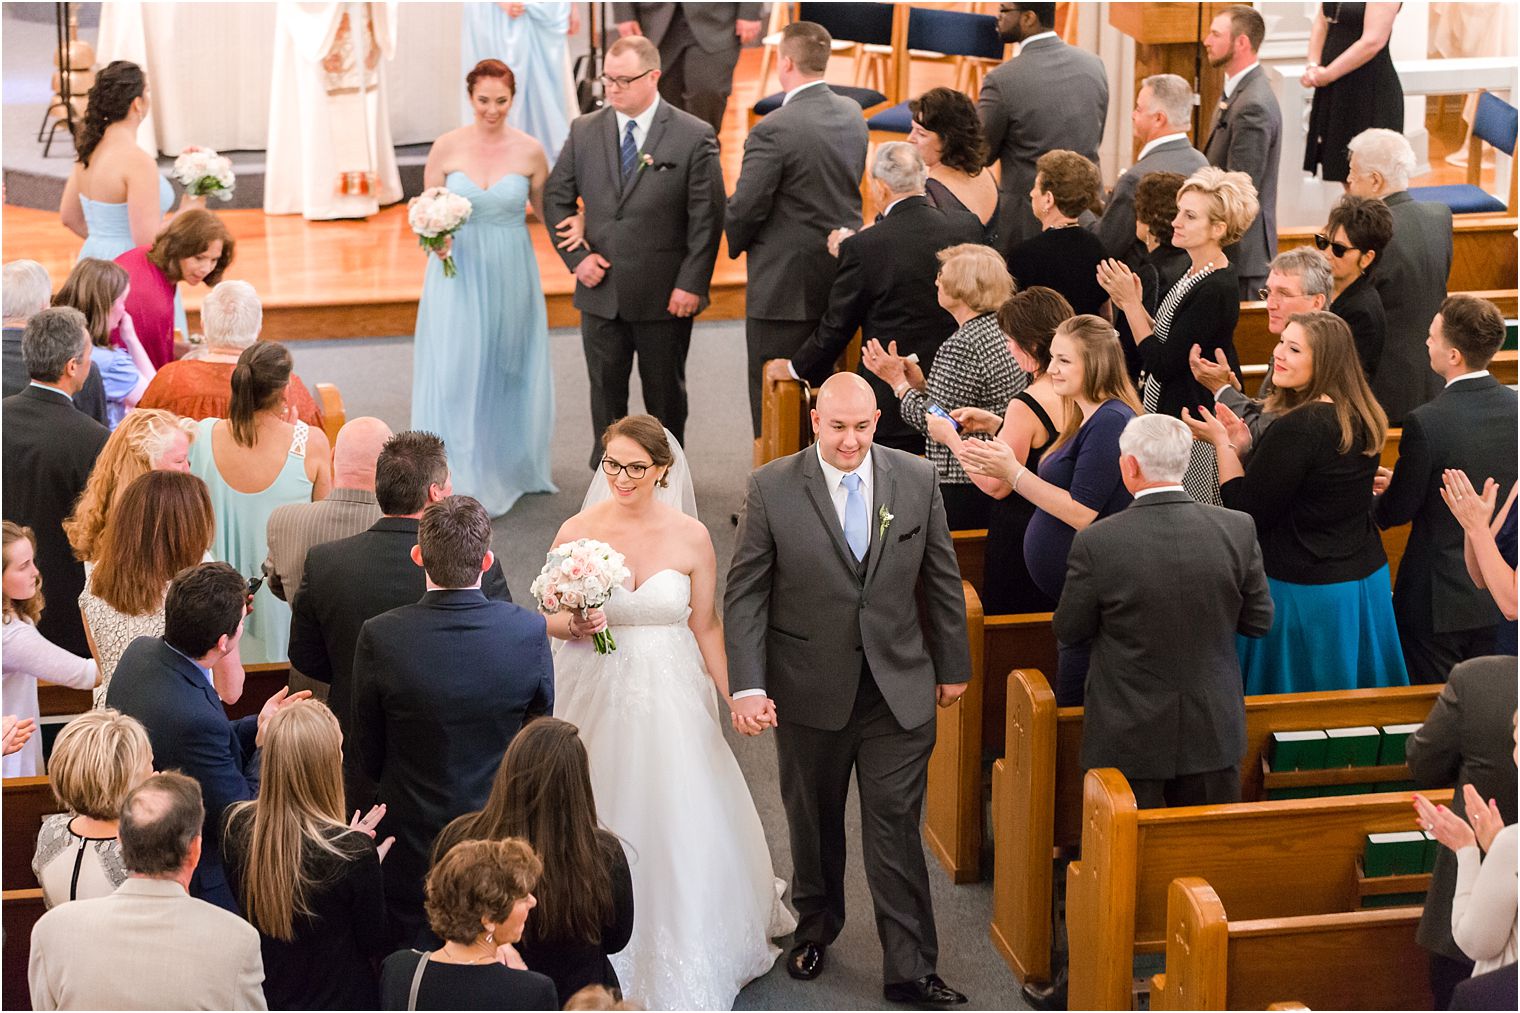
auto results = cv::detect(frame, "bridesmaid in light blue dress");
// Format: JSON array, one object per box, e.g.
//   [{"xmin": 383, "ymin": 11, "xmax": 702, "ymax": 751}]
[
  {"xmin": 411, "ymin": 59, "xmax": 556, "ymax": 517},
  {"xmin": 461, "ymin": 2, "xmax": 576, "ymax": 166}
]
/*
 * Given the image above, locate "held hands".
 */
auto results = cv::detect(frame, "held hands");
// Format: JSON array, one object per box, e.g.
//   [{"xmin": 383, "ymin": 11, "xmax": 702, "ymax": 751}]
[
  {"xmin": 568, "ymin": 607, "xmax": 608, "ymax": 642},
  {"xmin": 1189, "ymin": 344, "xmax": 1241, "ymax": 393},
  {"xmin": 1440, "ymin": 469, "xmax": 1500, "ymax": 533},
  {"xmin": 574, "ymin": 253, "xmax": 611, "ymax": 288},
  {"xmin": 349, "ymin": 804, "xmax": 396, "ymax": 861},
  {"xmin": 255, "ymin": 686, "xmax": 314, "ymax": 747},
  {"xmin": 554, "ymin": 213, "xmax": 588, "ymax": 253},
  {"xmin": 667, "ymin": 288, "xmax": 700, "ymax": 318},
  {"xmin": 1095, "ymin": 258, "xmax": 1142, "ymax": 312},
  {"xmin": 729, "ymin": 694, "xmax": 777, "ymax": 736}
]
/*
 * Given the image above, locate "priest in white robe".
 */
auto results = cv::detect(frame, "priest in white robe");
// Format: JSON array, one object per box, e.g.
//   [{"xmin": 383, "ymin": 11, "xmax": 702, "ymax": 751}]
[{"xmin": 265, "ymin": 1, "xmax": 403, "ymax": 219}]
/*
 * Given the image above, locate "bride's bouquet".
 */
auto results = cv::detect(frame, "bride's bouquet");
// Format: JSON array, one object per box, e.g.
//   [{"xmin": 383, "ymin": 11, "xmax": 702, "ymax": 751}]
[
  {"xmin": 407, "ymin": 186, "xmax": 473, "ymax": 278},
  {"xmin": 531, "ymin": 539, "xmax": 631, "ymax": 655},
  {"xmin": 172, "ymin": 146, "xmax": 235, "ymax": 201}
]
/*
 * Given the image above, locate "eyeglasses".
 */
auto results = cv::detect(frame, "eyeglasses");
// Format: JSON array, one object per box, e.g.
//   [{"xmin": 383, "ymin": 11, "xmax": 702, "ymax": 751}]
[
  {"xmin": 998, "ymin": 5, "xmax": 1019, "ymax": 15},
  {"xmin": 600, "ymin": 69, "xmax": 654, "ymax": 90},
  {"xmin": 1313, "ymin": 233, "xmax": 1358, "ymax": 258},
  {"xmin": 601, "ymin": 458, "xmax": 652, "ymax": 479}
]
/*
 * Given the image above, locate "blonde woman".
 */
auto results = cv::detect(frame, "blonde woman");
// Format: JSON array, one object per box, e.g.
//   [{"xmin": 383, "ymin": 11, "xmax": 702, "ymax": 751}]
[
  {"xmin": 222, "ymin": 699, "xmax": 391, "ymax": 1010},
  {"xmin": 64, "ymin": 407, "xmax": 195, "ymax": 564},
  {"xmin": 32, "ymin": 709, "xmax": 153, "ymax": 907}
]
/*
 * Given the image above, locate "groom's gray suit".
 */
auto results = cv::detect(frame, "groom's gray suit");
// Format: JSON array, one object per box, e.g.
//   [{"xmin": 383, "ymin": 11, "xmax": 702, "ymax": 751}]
[{"xmin": 725, "ymin": 443, "xmax": 970, "ymax": 984}]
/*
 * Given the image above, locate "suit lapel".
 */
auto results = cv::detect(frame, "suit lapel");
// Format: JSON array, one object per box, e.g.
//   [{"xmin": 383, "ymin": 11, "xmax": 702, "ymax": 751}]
[
  {"xmin": 603, "ymin": 109, "xmax": 623, "ymax": 197},
  {"xmin": 618, "ymin": 102, "xmax": 671, "ymax": 210},
  {"xmin": 801, "ymin": 450, "xmax": 860, "ymax": 578},
  {"xmin": 863, "ymin": 447, "xmax": 896, "ymax": 589}
]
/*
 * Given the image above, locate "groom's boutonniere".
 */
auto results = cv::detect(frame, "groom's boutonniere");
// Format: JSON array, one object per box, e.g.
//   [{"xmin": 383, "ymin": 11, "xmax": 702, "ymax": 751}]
[
  {"xmin": 878, "ymin": 505, "xmax": 894, "ymax": 539},
  {"xmin": 638, "ymin": 153, "xmax": 655, "ymax": 173}
]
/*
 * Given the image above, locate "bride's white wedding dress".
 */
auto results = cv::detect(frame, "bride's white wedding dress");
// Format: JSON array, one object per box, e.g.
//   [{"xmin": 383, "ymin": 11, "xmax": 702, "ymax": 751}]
[{"xmin": 553, "ymin": 568, "xmax": 796, "ymax": 1011}]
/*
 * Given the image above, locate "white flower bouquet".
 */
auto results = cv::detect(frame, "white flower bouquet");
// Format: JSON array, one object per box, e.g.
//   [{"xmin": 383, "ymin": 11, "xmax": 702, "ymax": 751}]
[
  {"xmin": 407, "ymin": 186, "xmax": 473, "ymax": 278},
  {"xmin": 171, "ymin": 146, "xmax": 234, "ymax": 201},
  {"xmin": 530, "ymin": 538, "xmax": 631, "ymax": 654}
]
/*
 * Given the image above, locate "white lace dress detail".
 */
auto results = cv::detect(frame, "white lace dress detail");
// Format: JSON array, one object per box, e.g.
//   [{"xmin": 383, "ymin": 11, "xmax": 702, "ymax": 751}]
[{"xmin": 552, "ymin": 569, "xmax": 796, "ymax": 1010}]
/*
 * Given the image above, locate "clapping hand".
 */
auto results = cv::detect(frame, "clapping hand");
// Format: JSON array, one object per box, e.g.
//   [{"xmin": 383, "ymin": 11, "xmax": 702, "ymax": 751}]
[
  {"xmin": 1181, "ymin": 402, "xmax": 1250, "ymax": 455},
  {"xmin": 958, "ymin": 436, "xmax": 1018, "ymax": 485},
  {"xmin": 1440, "ymin": 469, "xmax": 1500, "ymax": 533},
  {"xmin": 554, "ymin": 212, "xmax": 588, "ymax": 252},
  {"xmin": 1415, "ymin": 792, "xmax": 1478, "ymax": 853},
  {"xmin": 1095, "ymin": 258, "xmax": 1143, "ymax": 313},
  {"xmin": 254, "ymin": 686, "xmax": 314, "ymax": 747},
  {"xmin": 730, "ymin": 694, "xmax": 777, "ymax": 736},
  {"xmin": 349, "ymin": 804, "xmax": 396, "ymax": 861},
  {"xmin": 860, "ymin": 339, "xmax": 922, "ymax": 390},
  {"xmin": 1463, "ymin": 783, "xmax": 1507, "ymax": 853},
  {"xmin": 950, "ymin": 406, "xmax": 1002, "ymax": 436},
  {"xmin": 1189, "ymin": 344, "xmax": 1241, "ymax": 393},
  {"xmin": 2, "ymin": 715, "xmax": 36, "ymax": 756}
]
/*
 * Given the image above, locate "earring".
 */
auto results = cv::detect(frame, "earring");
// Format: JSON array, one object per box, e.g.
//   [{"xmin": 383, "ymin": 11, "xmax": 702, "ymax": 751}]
[{"xmin": 486, "ymin": 930, "xmax": 495, "ymax": 944}]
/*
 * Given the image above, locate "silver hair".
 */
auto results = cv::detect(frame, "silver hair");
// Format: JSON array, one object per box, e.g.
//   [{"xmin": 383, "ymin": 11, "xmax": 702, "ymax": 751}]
[
  {"xmin": 1140, "ymin": 74, "xmax": 1195, "ymax": 130},
  {"xmin": 1269, "ymin": 247, "xmax": 1334, "ymax": 300},
  {"xmin": 3, "ymin": 260, "xmax": 52, "ymax": 320},
  {"xmin": 1119, "ymin": 414, "xmax": 1192, "ymax": 484},
  {"xmin": 1346, "ymin": 128, "xmax": 1416, "ymax": 191},
  {"xmin": 200, "ymin": 280, "xmax": 263, "ymax": 350},
  {"xmin": 872, "ymin": 141, "xmax": 928, "ymax": 195},
  {"xmin": 21, "ymin": 305, "xmax": 89, "ymax": 382}
]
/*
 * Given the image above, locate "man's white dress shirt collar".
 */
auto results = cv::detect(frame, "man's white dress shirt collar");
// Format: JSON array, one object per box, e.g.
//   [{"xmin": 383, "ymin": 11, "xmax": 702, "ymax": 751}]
[
  {"xmin": 1223, "ymin": 62, "xmax": 1260, "ymax": 99},
  {"xmin": 614, "ymin": 95, "xmax": 661, "ymax": 149},
  {"xmin": 783, "ymin": 79, "xmax": 828, "ymax": 105},
  {"xmin": 1133, "ymin": 484, "xmax": 1187, "ymax": 500},
  {"xmin": 1446, "ymin": 370, "xmax": 1491, "ymax": 388},
  {"xmin": 1136, "ymin": 131, "xmax": 1190, "ymax": 163}
]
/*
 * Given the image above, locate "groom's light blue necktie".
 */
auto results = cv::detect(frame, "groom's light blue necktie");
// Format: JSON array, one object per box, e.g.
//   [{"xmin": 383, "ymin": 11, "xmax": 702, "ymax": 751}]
[
  {"xmin": 842, "ymin": 472, "xmax": 868, "ymax": 562},
  {"xmin": 620, "ymin": 121, "xmax": 638, "ymax": 183}
]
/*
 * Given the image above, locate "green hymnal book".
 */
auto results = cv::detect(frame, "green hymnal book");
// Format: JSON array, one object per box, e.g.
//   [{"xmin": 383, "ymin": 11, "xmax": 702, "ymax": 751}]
[
  {"xmin": 1270, "ymin": 730, "xmax": 1329, "ymax": 771},
  {"xmin": 1378, "ymin": 723, "xmax": 1422, "ymax": 766},
  {"xmin": 1423, "ymin": 830, "xmax": 1440, "ymax": 872},
  {"xmin": 1363, "ymin": 891, "xmax": 1428, "ymax": 909},
  {"xmin": 1364, "ymin": 831, "xmax": 1427, "ymax": 877},
  {"xmin": 1324, "ymin": 726, "xmax": 1381, "ymax": 767}
]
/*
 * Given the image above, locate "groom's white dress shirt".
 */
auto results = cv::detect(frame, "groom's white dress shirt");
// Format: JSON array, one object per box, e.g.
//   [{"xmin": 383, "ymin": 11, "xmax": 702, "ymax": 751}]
[{"xmin": 614, "ymin": 95, "xmax": 662, "ymax": 153}]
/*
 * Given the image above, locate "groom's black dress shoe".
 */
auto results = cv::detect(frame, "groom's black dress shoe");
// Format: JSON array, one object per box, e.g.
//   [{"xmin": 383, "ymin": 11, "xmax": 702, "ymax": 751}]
[
  {"xmin": 786, "ymin": 942, "xmax": 826, "ymax": 980},
  {"xmin": 883, "ymin": 974, "xmax": 968, "ymax": 1008},
  {"xmin": 1020, "ymin": 977, "xmax": 1067, "ymax": 1011}
]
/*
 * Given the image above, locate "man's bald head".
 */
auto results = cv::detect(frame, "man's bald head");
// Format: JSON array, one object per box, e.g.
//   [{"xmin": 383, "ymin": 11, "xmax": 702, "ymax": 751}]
[
  {"xmin": 812, "ymin": 372, "xmax": 879, "ymax": 471},
  {"xmin": 333, "ymin": 417, "xmax": 393, "ymax": 491},
  {"xmin": 816, "ymin": 371, "xmax": 876, "ymax": 412}
]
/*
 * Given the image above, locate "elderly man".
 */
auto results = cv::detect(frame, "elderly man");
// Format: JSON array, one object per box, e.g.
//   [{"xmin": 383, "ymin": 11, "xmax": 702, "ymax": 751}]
[
  {"xmin": 1346, "ymin": 128, "xmax": 1455, "ymax": 424},
  {"xmin": 4, "ymin": 260, "xmax": 108, "ymax": 422},
  {"xmin": 137, "ymin": 280, "xmax": 325, "ymax": 429},
  {"xmin": 28, "ymin": 773, "xmax": 267, "ymax": 1011},
  {"xmin": 1096, "ymin": 74, "xmax": 1207, "ymax": 268}
]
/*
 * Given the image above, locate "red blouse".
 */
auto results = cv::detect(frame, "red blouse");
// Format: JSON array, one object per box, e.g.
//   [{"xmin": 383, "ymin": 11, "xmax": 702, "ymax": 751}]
[{"xmin": 114, "ymin": 246, "xmax": 177, "ymax": 369}]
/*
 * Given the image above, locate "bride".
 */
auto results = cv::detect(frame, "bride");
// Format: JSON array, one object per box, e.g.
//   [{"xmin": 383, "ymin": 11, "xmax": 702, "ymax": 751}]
[{"xmin": 545, "ymin": 415, "xmax": 795, "ymax": 1010}]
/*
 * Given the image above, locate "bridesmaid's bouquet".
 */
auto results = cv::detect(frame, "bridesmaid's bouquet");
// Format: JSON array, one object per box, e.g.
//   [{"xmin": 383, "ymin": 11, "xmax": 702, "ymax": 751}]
[
  {"xmin": 172, "ymin": 146, "xmax": 235, "ymax": 201},
  {"xmin": 408, "ymin": 186, "xmax": 473, "ymax": 278},
  {"xmin": 531, "ymin": 539, "xmax": 631, "ymax": 655}
]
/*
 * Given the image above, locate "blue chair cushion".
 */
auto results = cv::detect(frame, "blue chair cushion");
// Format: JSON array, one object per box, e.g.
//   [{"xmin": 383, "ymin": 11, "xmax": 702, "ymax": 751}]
[
  {"xmin": 753, "ymin": 85, "xmax": 887, "ymax": 117},
  {"xmin": 866, "ymin": 101, "xmax": 913, "ymax": 133},
  {"xmin": 1407, "ymin": 183, "xmax": 1507, "ymax": 215},
  {"xmin": 907, "ymin": 7, "xmax": 1003, "ymax": 59},
  {"xmin": 1474, "ymin": 91, "xmax": 1518, "ymax": 156}
]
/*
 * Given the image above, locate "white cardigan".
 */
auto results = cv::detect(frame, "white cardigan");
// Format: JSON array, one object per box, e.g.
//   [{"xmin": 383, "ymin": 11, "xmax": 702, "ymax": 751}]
[
  {"xmin": 1, "ymin": 616, "xmax": 97, "ymax": 777},
  {"xmin": 1452, "ymin": 824, "xmax": 1520, "ymax": 975}
]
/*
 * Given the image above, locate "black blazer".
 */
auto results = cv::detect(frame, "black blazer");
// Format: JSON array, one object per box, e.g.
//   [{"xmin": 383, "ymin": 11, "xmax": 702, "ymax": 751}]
[
  {"xmin": 1372, "ymin": 191, "xmax": 1453, "ymax": 424},
  {"xmin": 1, "ymin": 385, "xmax": 109, "ymax": 656},
  {"xmin": 1054, "ymin": 491, "xmax": 1273, "ymax": 777},
  {"xmin": 352, "ymin": 589, "xmax": 554, "ymax": 943},
  {"xmin": 2, "ymin": 329, "xmax": 108, "ymax": 425},
  {"xmin": 1376, "ymin": 374, "xmax": 1519, "ymax": 638},
  {"xmin": 1141, "ymin": 267, "xmax": 1242, "ymax": 419},
  {"xmin": 789, "ymin": 196, "xmax": 984, "ymax": 448},
  {"xmin": 287, "ymin": 516, "xmax": 512, "ymax": 750},
  {"xmin": 105, "ymin": 636, "xmax": 259, "ymax": 912},
  {"xmin": 1329, "ymin": 272, "xmax": 1387, "ymax": 381}
]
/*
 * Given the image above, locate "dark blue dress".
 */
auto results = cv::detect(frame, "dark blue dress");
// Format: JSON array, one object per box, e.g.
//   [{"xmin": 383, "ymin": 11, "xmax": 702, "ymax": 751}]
[{"xmin": 1496, "ymin": 501, "xmax": 1517, "ymax": 655}]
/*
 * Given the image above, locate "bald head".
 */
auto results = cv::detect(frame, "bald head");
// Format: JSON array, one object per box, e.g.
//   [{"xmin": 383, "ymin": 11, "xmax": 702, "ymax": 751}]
[
  {"xmin": 812, "ymin": 372, "xmax": 879, "ymax": 471},
  {"xmin": 332, "ymin": 417, "xmax": 393, "ymax": 491},
  {"xmin": 817, "ymin": 371, "xmax": 876, "ymax": 411}
]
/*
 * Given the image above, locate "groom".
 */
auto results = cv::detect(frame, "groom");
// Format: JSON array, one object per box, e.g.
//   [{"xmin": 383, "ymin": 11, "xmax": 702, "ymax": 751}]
[{"xmin": 725, "ymin": 373, "xmax": 971, "ymax": 1007}]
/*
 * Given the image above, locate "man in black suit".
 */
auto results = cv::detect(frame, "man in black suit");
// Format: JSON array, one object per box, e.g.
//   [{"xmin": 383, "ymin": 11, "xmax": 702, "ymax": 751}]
[
  {"xmin": 727, "ymin": 21, "xmax": 869, "ymax": 439},
  {"xmin": 1, "ymin": 307, "xmax": 108, "ymax": 656},
  {"xmin": 107, "ymin": 562, "xmax": 310, "ymax": 912},
  {"xmin": 351, "ymin": 495, "xmax": 553, "ymax": 944},
  {"xmin": 1406, "ymin": 656, "xmax": 1518, "ymax": 1008},
  {"xmin": 1376, "ymin": 296, "xmax": 1518, "ymax": 681},
  {"xmin": 287, "ymin": 430, "xmax": 511, "ymax": 808},
  {"xmin": 544, "ymin": 35, "xmax": 725, "ymax": 469},
  {"xmin": 2, "ymin": 260, "xmax": 107, "ymax": 422},
  {"xmin": 1202, "ymin": 5, "xmax": 1282, "ymax": 298},
  {"xmin": 766, "ymin": 143, "xmax": 982, "ymax": 455},
  {"xmin": 1054, "ymin": 414, "xmax": 1273, "ymax": 805},
  {"xmin": 612, "ymin": 2, "xmax": 762, "ymax": 137}
]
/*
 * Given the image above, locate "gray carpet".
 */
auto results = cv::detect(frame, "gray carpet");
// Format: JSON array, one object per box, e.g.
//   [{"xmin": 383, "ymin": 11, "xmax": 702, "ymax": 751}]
[{"xmin": 286, "ymin": 321, "xmax": 1025, "ymax": 1011}]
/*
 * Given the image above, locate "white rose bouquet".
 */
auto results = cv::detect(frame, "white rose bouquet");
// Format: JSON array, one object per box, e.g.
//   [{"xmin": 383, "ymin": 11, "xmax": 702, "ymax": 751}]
[
  {"xmin": 407, "ymin": 186, "xmax": 473, "ymax": 278},
  {"xmin": 530, "ymin": 538, "xmax": 631, "ymax": 655},
  {"xmin": 171, "ymin": 146, "xmax": 235, "ymax": 201}
]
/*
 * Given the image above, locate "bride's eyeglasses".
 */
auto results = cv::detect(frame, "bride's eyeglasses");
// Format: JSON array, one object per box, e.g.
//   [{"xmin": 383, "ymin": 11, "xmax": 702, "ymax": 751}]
[{"xmin": 601, "ymin": 458, "xmax": 652, "ymax": 479}]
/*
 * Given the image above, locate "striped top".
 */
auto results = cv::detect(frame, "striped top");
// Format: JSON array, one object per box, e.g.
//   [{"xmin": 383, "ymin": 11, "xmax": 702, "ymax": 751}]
[{"xmin": 1143, "ymin": 263, "xmax": 1218, "ymax": 413}]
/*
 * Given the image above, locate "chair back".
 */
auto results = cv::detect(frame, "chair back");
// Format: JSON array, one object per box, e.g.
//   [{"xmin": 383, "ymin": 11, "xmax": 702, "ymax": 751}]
[
  {"xmin": 1474, "ymin": 90, "xmax": 1518, "ymax": 156},
  {"xmin": 907, "ymin": 7, "xmax": 1003, "ymax": 59},
  {"xmin": 799, "ymin": 1, "xmax": 895, "ymax": 46}
]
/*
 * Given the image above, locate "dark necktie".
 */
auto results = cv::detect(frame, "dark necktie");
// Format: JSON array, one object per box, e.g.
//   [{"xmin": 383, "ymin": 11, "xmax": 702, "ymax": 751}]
[{"xmin": 620, "ymin": 121, "xmax": 638, "ymax": 183}]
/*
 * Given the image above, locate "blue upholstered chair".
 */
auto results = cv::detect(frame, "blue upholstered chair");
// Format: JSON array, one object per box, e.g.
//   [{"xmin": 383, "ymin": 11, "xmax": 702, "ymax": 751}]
[{"xmin": 1409, "ymin": 91, "xmax": 1518, "ymax": 215}]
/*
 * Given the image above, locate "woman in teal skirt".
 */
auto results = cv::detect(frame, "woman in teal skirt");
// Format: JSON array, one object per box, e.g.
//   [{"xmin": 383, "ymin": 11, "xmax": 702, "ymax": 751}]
[
  {"xmin": 1185, "ymin": 310, "xmax": 1408, "ymax": 694},
  {"xmin": 412, "ymin": 59, "xmax": 556, "ymax": 517}
]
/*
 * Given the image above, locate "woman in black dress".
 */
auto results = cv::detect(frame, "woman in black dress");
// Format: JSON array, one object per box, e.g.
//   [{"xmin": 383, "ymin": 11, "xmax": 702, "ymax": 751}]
[
  {"xmin": 928, "ymin": 287, "xmax": 1073, "ymax": 615},
  {"xmin": 1117, "ymin": 170, "xmax": 1191, "ymax": 382},
  {"xmin": 1319, "ymin": 194, "xmax": 1392, "ymax": 380},
  {"xmin": 907, "ymin": 87, "xmax": 1000, "ymax": 244},
  {"xmin": 1303, "ymin": 2, "xmax": 1404, "ymax": 183},
  {"xmin": 1007, "ymin": 150, "xmax": 1111, "ymax": 317}
]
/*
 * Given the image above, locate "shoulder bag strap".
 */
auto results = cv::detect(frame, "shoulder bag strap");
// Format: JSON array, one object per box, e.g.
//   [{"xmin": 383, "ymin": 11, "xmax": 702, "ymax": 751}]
[{"xmin": 407, "ymin": 950, "xmax": 430, "ymax": 1011}]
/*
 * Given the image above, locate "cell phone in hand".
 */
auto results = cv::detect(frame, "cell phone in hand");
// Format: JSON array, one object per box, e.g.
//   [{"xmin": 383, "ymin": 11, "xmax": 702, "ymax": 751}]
[
  {"xmin": 926, "ymin": 403, "xmax": 961, "ymax": 432},
  {"xmin": 246, "ymin": 576, "xmax": 264, "ymax": 598}
]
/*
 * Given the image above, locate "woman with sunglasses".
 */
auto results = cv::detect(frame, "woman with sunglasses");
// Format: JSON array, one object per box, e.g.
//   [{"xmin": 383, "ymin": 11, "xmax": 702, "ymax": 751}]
[{"xmin": 1317, "ymin": 194, "xmax": 1393, "ymax": 382}]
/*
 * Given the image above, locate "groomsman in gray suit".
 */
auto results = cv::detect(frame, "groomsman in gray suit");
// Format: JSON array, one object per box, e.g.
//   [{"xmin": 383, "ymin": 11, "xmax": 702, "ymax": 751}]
[
  {"xmin": 726, "ymin": 373, "xmax": 972, "ymax": 1007},
  {"xmin": 726, "ymin": 21, "xmax": 869, "ymax": 439},
  {"xmin": 613, "ymin": 2, "xmax": 763, "ymax": 138},
  {"xmin": 979, "ymin": 3, "xmax": 1108, "ymax": 254},
  {"xmin": 1202, "ymin": 5, "xmax": 1282, "ymax": 298},
  {"xmin": 544, "ymin": 35, "xmax": 725, "ymax": 468},
  {"xmin": 1096, "ymin": 74, "xmax": 1208, "ymax": 268}
]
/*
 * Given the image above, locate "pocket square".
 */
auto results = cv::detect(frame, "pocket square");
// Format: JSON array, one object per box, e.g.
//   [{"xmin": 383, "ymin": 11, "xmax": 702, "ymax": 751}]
[{"xmin": 897, "ymin": 525, "xmax": 922, "ymax": 542}]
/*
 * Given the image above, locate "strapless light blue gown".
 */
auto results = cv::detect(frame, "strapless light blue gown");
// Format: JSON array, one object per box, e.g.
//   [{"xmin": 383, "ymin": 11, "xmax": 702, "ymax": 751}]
[
  {"xmin": 461, "ymin": 2, "xmax": 572, "ymax": 165},
  {"xmin": 78, "ymin": 175, "xmax": 188, "ymax": 337},
  {"xmin": 410, "ymin": 172, "xmax": 555, "ymax": 516}
]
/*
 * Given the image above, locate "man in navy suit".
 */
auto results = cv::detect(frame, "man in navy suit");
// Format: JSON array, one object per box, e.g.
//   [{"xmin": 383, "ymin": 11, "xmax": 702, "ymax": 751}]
[
  {"xmin": 351, "ymin": 495, "xmax": 554, "ymax": 944},
  {"xmin": 107, "ymin": 562, "xmax": 310, "ymax": 912}
]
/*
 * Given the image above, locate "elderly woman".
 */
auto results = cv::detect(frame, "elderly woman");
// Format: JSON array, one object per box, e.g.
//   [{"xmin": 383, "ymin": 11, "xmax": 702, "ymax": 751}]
[
  {"xmin": 115, "ymin": 208, "xmax": 235, "ymax": 367},
  {"xmin": 1117, "ymin": 171, "xmax": 1189, "ymax": 381},
  {"xmin": 31, "ymin": 709, "xmax": 154, "ymax": 907},
  {"xmin": 3, "ymin": 260, "xmax": 108, "ymax": 421},
  {"xmin": 138, "ymin": 281, "xmax": 323, "ymax": 429},
  {"xmin": 861, "ymin": 243, "xmax": 1023, "ymax": 529},
  {"xmin": 53, "ymin": 258, "xmax": 156, "ymax": 429},
  {"xmin": 908, "ymin": 87, "xmax": 999, "ymax": 241},
  {"xmin": 1007, "ymin": 150, "xmax": 1110, "ymax": 317},
  {"xmin": 381, "ymin": 838, "xmax": 559, "ymax": 1011},
  {"xmin": 1319, "ymin": 194, "xmax": 1393, "ymax": 381},
  {"xmin": 64, "ymin": 408, "xmax": 196, "ymax": 564}
]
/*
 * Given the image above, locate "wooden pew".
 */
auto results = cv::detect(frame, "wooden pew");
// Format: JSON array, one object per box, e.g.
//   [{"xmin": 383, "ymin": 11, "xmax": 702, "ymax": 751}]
[
  {"xmin": 226, "ymin": 662, "xmax": 293, "ymax": 721},
  {"xmin": 951, "ymin": 529, "xmax": 986, "ymax": 598},
  {"xmin": 1065, "ymin": 768, "xmax": 1449, "ymax": 1011},
  {"xmin": 758, "ymin": 368, "xmax": 812, "ymax": 467},
  {"xmin": 2, "ymin": 776, "xmax": 61, "ymax": 892},
  {"xmin": 924, "ymin": 583, "xmax": 1057, "ymax": 882},
  {"xmin": 989, "ymin": 671, "xmax": 1440, "ymax": 984},
  {"xmin": 3, "ymin": 887, "xmax": 46, "ymax": 1010},
  {"xmin": 1148, "ymin": 877, "xmax": 1429, "ymax": 1010},
  {"xmin": 1281, "ymin": 217, "xmax": 1518, "ymax": 294}
]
